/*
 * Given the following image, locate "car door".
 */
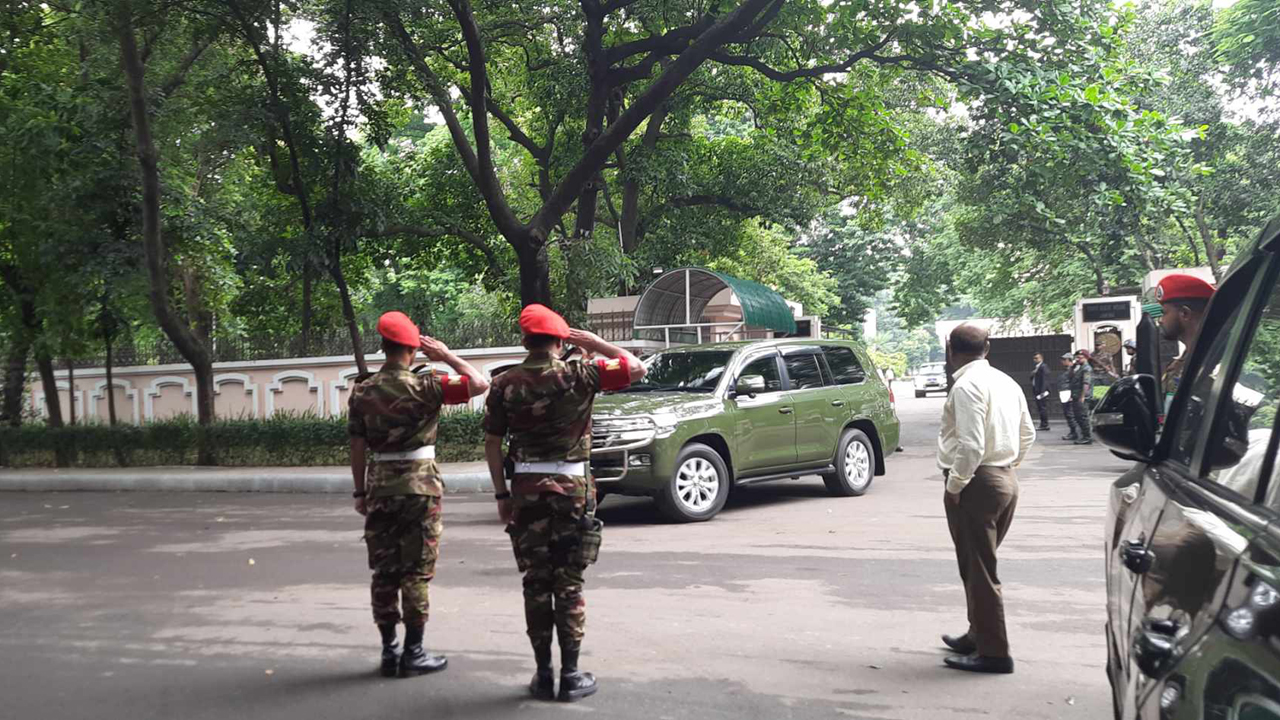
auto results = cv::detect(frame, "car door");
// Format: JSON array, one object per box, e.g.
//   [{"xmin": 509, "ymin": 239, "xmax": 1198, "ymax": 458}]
[
  {"xmin": 822, "ymin": 344, "xmax": 893, "ymax": 448},
  {"xmin": 1116, "ymin": 256, "xmax": 1276, "ymax": 719},
  {"xmin": 781, "ymin": 347, "xmax": 842, "ymax": 464},
  {"xmin": 1140, "ymin": 259, "xmax": 1280, "ymax": 720},
  {"xmin": 729, "ymin": 350, "xmax": 797, "ymax": 473}
]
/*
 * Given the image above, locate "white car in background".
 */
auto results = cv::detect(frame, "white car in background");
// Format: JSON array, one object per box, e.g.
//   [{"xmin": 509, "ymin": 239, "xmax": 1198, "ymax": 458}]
[{"xmin": 913, "ymin": 362, "xmax": 947, "ymax": 398}]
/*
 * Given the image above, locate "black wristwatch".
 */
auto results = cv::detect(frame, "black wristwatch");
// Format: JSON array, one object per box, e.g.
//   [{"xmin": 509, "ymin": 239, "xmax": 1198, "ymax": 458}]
[
  {"xmin": 352, "ymin": 489, "xmax": 366, "ymax": 498},
  {"xmin": 494, "ymin": 491, "xmax": 511, "ymax": 500}
]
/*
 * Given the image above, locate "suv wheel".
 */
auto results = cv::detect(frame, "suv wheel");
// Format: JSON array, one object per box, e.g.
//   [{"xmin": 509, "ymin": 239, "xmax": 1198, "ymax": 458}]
[
  {"xmin": 823, "ymin": 429, "xmax": 875, "ymax": 497},
  {"xmin": 656, "ymin": 443, "xmax": 730, "ymax": 522}
]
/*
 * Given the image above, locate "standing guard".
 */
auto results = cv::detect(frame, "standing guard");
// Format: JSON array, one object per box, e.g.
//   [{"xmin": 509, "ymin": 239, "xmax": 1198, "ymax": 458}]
[
  {"xmin": 482, "ymin": 304, "xmax": 646, "ymax": 702},
  {"xmin": 348, "ymin": 311, "xmax": 489, "ymax": 678}
]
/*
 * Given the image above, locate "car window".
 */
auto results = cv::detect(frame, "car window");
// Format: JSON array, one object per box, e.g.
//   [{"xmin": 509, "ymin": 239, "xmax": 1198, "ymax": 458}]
[
  {"xmin": 1214, "ymin": 276, "xmax": 1280, "ymax": 505},
  {"xmin": 738, "ymin": 354, "xmax": 783, "ymax": 393},
  {"xmin": 784, "ymin": 353, "xmax": 826, "ymax": 390},
  {"xmin": 1166, "ymin": 293, "xmax": 1253, "ymax": 471},
  {"xmin": 823, "ymin": 346, "xmax": 867, "ymax": 385}
]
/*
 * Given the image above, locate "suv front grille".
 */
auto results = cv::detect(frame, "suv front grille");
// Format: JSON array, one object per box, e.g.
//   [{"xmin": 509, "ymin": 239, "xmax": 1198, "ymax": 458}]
[{"xmin": 592, "ymin": 416, "xmax": 657, "ymax": 451}]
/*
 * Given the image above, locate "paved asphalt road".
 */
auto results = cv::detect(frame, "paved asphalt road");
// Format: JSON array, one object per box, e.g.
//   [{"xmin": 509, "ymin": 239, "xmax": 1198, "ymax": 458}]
[{"xmin": 0, "ymin": 385, "xmax": 1127, "ymax": 719}]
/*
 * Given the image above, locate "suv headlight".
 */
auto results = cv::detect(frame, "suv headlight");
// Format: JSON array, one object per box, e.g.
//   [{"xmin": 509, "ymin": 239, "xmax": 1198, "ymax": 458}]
[
  {"xmin": 651, "ymin": 412, "xmax": 680, "ymax": 439},
  {"xmin": 592, "ymin": 416, "xmax": 658, "ymax": 451}
]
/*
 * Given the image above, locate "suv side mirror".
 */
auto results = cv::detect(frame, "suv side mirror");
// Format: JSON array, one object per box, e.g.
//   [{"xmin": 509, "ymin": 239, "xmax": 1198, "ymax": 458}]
[
  {"xmin": 1092, "ymin": 374, "xmax": 1160, "ymax": 461},
  {"xmin": 735, "ymin": 375, "xmax": 767, "ymax": 398}
]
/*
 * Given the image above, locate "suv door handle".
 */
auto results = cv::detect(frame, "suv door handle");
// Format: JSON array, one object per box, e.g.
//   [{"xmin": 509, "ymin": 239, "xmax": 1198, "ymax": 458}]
[
  {"xmin": 1134, "ymin": 618, "xmax": 1179, "ymax": 677},
  {"xmin": 778, "ymin": 407, "xmax": 793, "ymax": 415},
  {"xmin": 830, "ymin": 400, "xmax": 845, "ymax": 407},
  {"xmin": 1121, "ymin": 540, "xmax": 1155, "ymax": 574}
]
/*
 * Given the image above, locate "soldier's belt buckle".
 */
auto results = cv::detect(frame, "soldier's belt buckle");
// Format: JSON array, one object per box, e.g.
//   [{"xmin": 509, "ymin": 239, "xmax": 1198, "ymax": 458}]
[{"xmin": 372, "ymin": 446, "xmax": 436, "ymax": 462}]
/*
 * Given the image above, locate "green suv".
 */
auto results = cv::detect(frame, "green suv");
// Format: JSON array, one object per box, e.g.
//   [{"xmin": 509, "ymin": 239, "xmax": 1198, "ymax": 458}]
[{"xmin": 590, "ymin": 339, "xmax": 900, "ymax": 522}]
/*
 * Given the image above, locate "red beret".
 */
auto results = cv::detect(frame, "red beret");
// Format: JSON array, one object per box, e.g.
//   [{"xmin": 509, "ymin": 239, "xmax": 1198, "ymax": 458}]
[
  {"xmin": 376, "ymin": 311, "xmax": 420, "ymax": 348},
  {"xmin": 1156, "ymin": 274, "xmax": 1215, "ymax": 304},
  {"xmin": 519, "ymin": 304, "xmax": 570, "ymax": 339}
]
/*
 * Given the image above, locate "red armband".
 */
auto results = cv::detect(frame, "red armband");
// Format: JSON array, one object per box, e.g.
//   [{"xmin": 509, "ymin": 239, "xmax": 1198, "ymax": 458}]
[
  {"xmin": 595, "ymin": 357, "xmax": 631, "ymax": 391},
  {"xmin": 441, "ymin": 375, "xmax": 472, "ymax": 405}
]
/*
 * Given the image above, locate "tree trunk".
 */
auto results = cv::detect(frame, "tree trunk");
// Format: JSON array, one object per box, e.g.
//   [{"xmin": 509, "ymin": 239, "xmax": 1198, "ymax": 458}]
[
  {"xmin": 516, "ymin": 239, "xmax": 553, "ymax": 308},
  {"xmin": 35, "ymin": 348, "xmax": 63, "ymax": 428},
  {"xmin": 301, "ymin": 263, "xmax": 313, "ymax": 353},
  {"xmin": 1, "ymin": 335, "xmax": 30, "ymax": 427},
  {"xmin": 104, "ymin": 327, "xmax": 118, "ymax": 426},
  {"xmin": 117, "ymin": 5, "xmax": 215, "ymax": 464},
  {"xmin": 1194, "ymin": 198, "xmax": 1223, "ymax": 283},
  {"xmin": 327, "ymin": 251, "xmax": 367, "ymax": 374},
  {"xmin": 66, "ymin": 359, "xmax": 75, "ymax": 425}
]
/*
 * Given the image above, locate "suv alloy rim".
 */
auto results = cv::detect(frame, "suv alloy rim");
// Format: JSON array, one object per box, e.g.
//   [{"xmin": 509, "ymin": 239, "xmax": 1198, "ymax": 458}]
[
  {"xmin": 675, "ymin": 457, "xmax": 719, "ymax": 512},
  {"xmin": 845, "ymin": 441, "xmax": 871, "ymax": 490}
]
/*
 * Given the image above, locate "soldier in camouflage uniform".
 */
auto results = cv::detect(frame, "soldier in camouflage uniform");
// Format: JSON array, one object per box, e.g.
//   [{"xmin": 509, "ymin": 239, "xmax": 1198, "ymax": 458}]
[
  {"xmin": 483, "ymin": 304, "xmax": 645, "ymax": 702},
  {"xmin": 349, "ymin": 311, "xmax": 489, "ymax": 678},
  {"xmin": 1068, "ymin": 350, "xmax": 1094, "ymax": 445},
  {"xmin": 1155, "ymin": 274, "xmax": 1215, "ymax": 411}
]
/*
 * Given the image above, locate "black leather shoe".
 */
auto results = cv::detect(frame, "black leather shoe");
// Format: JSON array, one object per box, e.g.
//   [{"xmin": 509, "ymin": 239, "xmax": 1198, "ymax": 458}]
[
  {"xmin": 1038, "ymin": 425, "xmax": 1050, "ymax": 431},
  {"xmin": 941, "ymin": 633, "xmax": 976, "ymax": 655},
  {"xmin": 944, "ymin": 654, "xmax": 1014, "ymax": 674},
  {"xmin": 1062, "ymin": 433, "xmax": 1079, "ymax": 441},
  {"xmin": 377, "ymin": 623, "xmax": 400, "ymax": 678},
  {"xmin": 558, "ymin": 671, "xmax": 598, "ymax": 702},
  {"xmin": 399, "ymin": 625, "xmax": 447, "ymax": 677},
  {"xmin": 1074, "ymin": 437, "xmax": 1094, "ymax": 445},
  {"xmin": 529, "ymin": 668, "xmax": 555, "ymax": 700}
]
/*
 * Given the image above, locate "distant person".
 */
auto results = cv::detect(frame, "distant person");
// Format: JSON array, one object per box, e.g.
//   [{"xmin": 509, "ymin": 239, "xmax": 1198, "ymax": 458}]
[
  {"xmin": 1030, "ymin": 353, "xmax": 1050, "ymax": 431},
  {"xmin": 1058, "ymin": 353, "xmax": 1080, "ymax": 441},
  {"xmin": 348, "ymin": 312, "xmax": 490, "ymax": 678},
  {"xmin": 936, "ymin": 323, "xmax": 1036, "ymax": 674},
  {"xmin": 885, "ymin": 367, "xmax": 896, "ymax": 384},
  {"xmin": 1068, "ymin": 350, "xmax": 1094, "ymax": 445},
  {"xmin": 1121, "ymin": 340, "xmax": 1137, "ymax": 377},
  {"xmin": 1156, "ymin": 274, "xmax": 1216, "ymax": 409}
]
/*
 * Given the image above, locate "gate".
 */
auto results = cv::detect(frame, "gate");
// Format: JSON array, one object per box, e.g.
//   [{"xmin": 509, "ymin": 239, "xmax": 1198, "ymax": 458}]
[{"xmin": 986, "ymin": 334, "xmax": 1074, "ymax": 419}]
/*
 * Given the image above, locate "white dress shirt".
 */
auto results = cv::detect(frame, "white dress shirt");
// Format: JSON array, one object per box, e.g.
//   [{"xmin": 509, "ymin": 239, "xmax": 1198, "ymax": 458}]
[{"xmin": 937, "ymin": 359, "xmax": 1037, "ymax": 494}]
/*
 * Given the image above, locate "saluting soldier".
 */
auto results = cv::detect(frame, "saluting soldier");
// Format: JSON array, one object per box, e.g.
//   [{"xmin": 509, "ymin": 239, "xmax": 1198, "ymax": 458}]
[
  {"xmin": 482, "ymin": 304, "xmax": 646, "ymax": 702},
  {"xmin": 1155, "ymin": 274, "xmax": 1215, "ymax": 410},
  {"xmin": 348, "ymin": 311, "xmax": 490, "ymax": 678}
]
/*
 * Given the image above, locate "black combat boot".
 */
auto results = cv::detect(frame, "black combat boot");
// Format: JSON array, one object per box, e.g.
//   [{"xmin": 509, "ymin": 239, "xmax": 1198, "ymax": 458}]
[
  {"xmin": 557, "ymin": 644, "xmax": 598, "ymax": 702},
  {"xmin": 1062, "ymin": 430, "xmax": 1079, "ymax": 441},
  {"xmin": 377, "ymin": 623, "xmax": 400, "ymax": 678},
  {"xmin": 529, "ymin": 642, "xmax": 555, "ymax": 700},
  {"xmin": 398, "ymin": 624, "xmax": 448, "ymax": 677}
]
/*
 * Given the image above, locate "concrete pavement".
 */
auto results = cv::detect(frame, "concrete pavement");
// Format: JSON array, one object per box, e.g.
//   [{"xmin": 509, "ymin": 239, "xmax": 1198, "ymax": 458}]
[{"xmin": 0, "ymin": 391, "xmax": 1126, "ymax": 719}]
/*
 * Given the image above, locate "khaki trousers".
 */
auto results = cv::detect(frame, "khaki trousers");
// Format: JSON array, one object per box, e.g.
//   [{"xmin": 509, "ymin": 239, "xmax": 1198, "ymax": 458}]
[{"xmin": 945, "ymin": 465, "xmax": 1019, "ymax": 658}]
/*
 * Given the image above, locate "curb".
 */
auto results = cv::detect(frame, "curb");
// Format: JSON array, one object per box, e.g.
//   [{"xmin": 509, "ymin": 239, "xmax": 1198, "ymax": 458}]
[{"xmin": 0, "ymin": 470, "xmax": 495, "ymax": 494}]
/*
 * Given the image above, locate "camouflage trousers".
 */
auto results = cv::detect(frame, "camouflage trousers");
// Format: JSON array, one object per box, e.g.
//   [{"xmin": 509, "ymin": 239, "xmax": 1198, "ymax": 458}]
[
  {"xmin": 364, "ymin": 495, "xmax": 442, "ymax": 627},
  {"xmin": 506, "ymin": 490, "xmax": 602, "ymax": 652}
]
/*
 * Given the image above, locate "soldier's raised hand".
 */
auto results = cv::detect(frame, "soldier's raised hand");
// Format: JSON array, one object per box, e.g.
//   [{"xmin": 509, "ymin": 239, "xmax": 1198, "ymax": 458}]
[
  {"xmin": 567, "ymin": 328, "xmax": 603, "ymax": 352},
  {"xmin": 419, "ymin": 335, "xmax": 450, "ymax": 361}
]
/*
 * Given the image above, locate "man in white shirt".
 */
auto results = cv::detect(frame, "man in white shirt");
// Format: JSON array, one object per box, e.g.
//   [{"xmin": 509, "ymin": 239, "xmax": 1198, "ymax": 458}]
[{"xmin": 936, "ymin": 324, "xmax": 1036, "ymax": 674}]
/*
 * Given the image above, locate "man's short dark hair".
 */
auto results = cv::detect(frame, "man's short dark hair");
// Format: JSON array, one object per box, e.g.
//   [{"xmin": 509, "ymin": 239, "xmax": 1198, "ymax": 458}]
[
  {"xmin": 950, "ymin": 323, "xmax": 989, "ymax": 356},
  {"xmin": 381, "ymin": 338, "xmax": 415, "ymax": 356},
  {"xmin": 1172, "ymin": 298, "xmax": 1209, "ymax": 314},
  {"xmin": 523, "ymin": 334, "xmax": 560, "ymax": 352}
]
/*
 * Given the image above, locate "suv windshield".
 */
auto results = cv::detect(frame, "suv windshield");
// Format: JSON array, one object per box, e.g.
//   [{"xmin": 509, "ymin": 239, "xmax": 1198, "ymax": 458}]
[
  {"xmin": 920, "ymin": 363, "xmax": 945, "ymax": 376},
  {"xmin": 622, "ymin": 350, "xmax": 735, "ymax": 392}
]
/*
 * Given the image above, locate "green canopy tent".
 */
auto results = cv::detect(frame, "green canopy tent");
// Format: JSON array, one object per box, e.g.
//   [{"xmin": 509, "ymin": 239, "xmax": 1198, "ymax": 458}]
[{"xmin": 632, "ymin": 268, "xmax": 797, "ymax": 346}]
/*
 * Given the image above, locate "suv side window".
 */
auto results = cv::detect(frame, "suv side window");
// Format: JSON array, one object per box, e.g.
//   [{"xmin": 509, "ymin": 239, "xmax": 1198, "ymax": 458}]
[
  {"xmin": 739, "ymin": 354, "xmax": 783, "ymax": 393},
  {"xmin": 1212, "ymin": 274, "xmax": 1280, "ymax": 503},
  {"xmin": 1167, "ymin": 300, "xmax": 1253, "ymax": 471},
  {"xmin": 784, "ymin": 353, "xmax": 826, "ymax": 390},
  {"xmin": 823, "ymin": 346, "xmax": 867, "ymax": 385}
]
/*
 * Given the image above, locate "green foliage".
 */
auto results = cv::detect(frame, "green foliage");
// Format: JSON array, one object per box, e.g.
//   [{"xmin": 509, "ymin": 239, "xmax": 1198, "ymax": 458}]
[
  {"xmin": 1215, "ymin": 0, "xmax": 1280, "ymax": 95},
  {"xmin": 0, "ymin": 412, "xmax": 487, "ymax": 468}
]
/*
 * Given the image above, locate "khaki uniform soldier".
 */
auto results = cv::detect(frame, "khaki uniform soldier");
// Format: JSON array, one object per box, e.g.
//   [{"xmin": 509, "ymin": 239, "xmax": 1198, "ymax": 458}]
[
  {"xmin": 348, "ymin": 311, "xmax": 489, "ymax": 678},
  {"xmin": 1155, "ymin": 274, "xmax": 1215, "ymax": 412},
  {"xmin": 1068, "ymin": 350, "xmax": 1094, "ymax": 445},
  {"xmin": 483, "ymin": 304, "xmax": 646, "ymax": 702}
]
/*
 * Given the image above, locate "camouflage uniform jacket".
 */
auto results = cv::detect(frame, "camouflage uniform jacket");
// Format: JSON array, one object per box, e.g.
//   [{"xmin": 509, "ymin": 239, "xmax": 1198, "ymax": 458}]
[
  {"xmin": 348, "ymin": 360, "xmax": 461, "ymax": 498},
  {"xmin": 483, "ymin": 353, "xmax": 607, "ymax": 498},
  {"xmin": 1162, "ymin": 354, "xmax": 1186, "ymax": 396},
  {"xmin": 1069, "ymin": 363, "xmax": 1093, "ymax": 401}
]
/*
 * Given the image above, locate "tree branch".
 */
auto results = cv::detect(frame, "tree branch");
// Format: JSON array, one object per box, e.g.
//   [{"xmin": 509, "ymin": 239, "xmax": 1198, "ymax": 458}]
[
  {"xmin": 362, "ymin": 224, "xmax": 502, "ymax": 277},
  {"xmin": 710, "ymin": 31, "xmax": 898, "ymax": 82},
  {"xmin": 157, "ymin": 29, "xmax": 219, "ymax": 99}
]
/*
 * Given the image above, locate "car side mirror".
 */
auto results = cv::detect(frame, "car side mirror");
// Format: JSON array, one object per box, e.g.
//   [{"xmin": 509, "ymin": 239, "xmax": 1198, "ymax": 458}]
[
  {"xmin": 735, "ymin": 375, "xmax": 766, "ymax": 398},
  {"xmin": 1092, "ymin": 374, "xmax": 1160, "ymax": 461}
]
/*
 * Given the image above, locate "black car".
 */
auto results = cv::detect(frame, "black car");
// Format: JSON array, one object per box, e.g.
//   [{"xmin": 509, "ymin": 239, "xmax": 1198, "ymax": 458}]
[{"xmin": 1098, "ymin": 215, "xmax": 1280, "ymax": 719}]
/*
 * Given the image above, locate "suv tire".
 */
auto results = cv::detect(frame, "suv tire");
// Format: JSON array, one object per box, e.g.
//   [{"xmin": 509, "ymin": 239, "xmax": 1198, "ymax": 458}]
[
  {"xmin": 656, "ymin": 443, "xmax": 730, "ymax": 523},
  {"xmin": 823, "ymin": 429, "xmax": 875, "ymax": 497}
]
